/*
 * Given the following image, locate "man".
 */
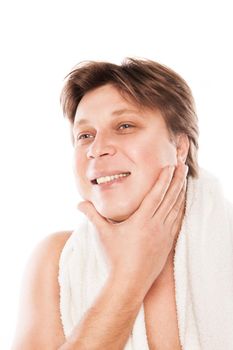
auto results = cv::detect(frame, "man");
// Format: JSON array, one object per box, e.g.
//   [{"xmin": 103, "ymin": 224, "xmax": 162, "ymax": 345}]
[{"xmin": 12, "ymin": 59, "xmax": 233, "ymax": 349}]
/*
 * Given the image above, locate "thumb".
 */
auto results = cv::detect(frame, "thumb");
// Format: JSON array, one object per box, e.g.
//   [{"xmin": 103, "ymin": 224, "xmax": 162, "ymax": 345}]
[{"xmin": 77, "ymin": 201, "xmax": 108, "ymax": 231}]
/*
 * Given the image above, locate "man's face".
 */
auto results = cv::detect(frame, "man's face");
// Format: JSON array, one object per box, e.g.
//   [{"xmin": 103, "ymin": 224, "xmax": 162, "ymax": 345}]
[{"xmin": 72, "ymin": 84, "xmax": 180, "ymax": 222}]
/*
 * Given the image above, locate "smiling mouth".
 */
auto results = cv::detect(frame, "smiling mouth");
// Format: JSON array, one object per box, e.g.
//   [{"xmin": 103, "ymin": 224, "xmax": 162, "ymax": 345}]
[{"xmin": 91, "ymin": 172, "xmax": 131, "ymax": 185}]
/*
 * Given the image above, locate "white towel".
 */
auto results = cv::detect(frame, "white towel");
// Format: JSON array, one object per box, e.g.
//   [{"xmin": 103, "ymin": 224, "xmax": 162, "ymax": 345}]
[{"xmin": 58, "ymin": 168, "xmax": 233, "ymax": 349}]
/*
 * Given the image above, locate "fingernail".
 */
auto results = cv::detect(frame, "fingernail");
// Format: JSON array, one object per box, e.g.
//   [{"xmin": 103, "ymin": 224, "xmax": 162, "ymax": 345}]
[{"xmin": 184, "ymin": 165, "xmax": 189, "ymax": 175}]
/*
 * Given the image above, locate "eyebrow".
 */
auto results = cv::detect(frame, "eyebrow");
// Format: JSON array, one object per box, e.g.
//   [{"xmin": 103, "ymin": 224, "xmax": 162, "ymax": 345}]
[{"xmin": 73, "ymin": 108, "xmax": 142, "ymax": 129}]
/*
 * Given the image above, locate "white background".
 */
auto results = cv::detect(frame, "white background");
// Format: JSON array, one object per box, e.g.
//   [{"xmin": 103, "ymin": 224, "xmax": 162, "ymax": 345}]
[{"xmin": 0, "ymin": 0, "xmax": 233, "ymax": 348}]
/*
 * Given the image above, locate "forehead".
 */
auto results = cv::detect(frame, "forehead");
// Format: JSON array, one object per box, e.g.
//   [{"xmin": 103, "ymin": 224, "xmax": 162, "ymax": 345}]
[{"xmin": 74, "ymin": 84, "xmax": 141, "ymax": 120}]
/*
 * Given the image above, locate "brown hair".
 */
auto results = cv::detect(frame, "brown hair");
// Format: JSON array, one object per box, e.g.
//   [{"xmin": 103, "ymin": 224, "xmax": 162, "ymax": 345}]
[{"xmin": 61, "ymin": 58, "xmax": 199, "ymax": 178}]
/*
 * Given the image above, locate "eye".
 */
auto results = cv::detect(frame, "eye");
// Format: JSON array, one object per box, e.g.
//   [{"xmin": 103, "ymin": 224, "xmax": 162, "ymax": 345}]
[
  {"xmin": 77, "ymin": 133, "xmax": 94, "ymax": 141},
  {"xmin": 118, "ymin": 123, "xmax": 134, "ymax": 130}
]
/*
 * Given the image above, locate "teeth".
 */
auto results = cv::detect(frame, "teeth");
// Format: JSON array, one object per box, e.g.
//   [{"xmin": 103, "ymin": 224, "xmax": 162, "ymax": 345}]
[{"xmin": 96, "ymin": 173, "xmax": 130, "ymax": 185}]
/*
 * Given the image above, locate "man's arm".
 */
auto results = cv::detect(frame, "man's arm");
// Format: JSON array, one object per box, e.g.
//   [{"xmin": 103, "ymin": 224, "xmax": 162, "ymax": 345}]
[
  {"xmin": 59, "ymin": 273, "xmax": 147, "ymax": 350},
  {"xmin": 11, "ymin": 231, "xmax": 71, "ymax": 350}
]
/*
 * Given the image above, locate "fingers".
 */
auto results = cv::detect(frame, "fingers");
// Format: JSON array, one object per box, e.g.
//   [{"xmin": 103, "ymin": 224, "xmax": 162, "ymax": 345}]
[
  {"xmin": 155, "ymin": 163, "xmax": 188, "ymax": 221},
  {"xmin": 164, "ymin": 177, "xmax": 187, "ymax": 230},
  {"xmin": 131, "ymin": 165, "xmax": 175, "ymax": 220},
  {"xmin": 77, "ymin": 201, "xmax": 109, "ymax": 231}
]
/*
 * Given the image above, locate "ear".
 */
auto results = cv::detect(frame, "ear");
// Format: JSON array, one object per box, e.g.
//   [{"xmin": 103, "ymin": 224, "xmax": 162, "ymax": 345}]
[{"xmin": 175, "ymin": 134, "xmax": 190, "ymax": 163}]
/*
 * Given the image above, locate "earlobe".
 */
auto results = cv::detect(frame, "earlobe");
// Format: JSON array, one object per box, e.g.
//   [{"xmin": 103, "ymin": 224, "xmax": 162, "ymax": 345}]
[{"xmin": 176, "ymin": 134, "xmax": 189, "ymax": 163}]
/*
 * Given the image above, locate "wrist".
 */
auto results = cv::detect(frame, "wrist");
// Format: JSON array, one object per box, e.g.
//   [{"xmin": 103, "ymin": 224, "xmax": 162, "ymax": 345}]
[{"xmin": 107, "ymin": 270, "xmax": 150, "ymax": 305}]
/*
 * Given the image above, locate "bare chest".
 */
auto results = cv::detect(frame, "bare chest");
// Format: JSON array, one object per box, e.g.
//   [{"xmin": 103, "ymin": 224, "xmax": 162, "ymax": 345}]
[{"xmin": 143, "ymin": 275, "xmax": 182, "ymax": 350}]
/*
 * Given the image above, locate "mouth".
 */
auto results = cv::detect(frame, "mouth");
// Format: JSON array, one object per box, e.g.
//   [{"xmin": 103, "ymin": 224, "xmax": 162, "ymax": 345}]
[{"xmin": 91, "ymin": 172, "xmax": 131, "ymax": 185}]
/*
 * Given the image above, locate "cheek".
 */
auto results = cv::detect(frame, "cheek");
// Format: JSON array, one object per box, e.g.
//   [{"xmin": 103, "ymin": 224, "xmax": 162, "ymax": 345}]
[
  {"xmin": 134, "ymin": 140, "xmax": 177, "ymax": 177},
  {"xmin": 73, "ymin": 150, "xmax": 85, "ymax": 174},
  {"xmin": 148, "ymin": 138, "xmax": 177, "ymax": 161},
  {"xmin": 73, "ymin": 152, "xmax": 87, "ymax": 189},
  {"xmin": 141, "ymin": 149, "xmax": 163, "ymax": 182},
  {"xmin": 134, "ymin": 141, "xmax": 174, "ymax": 165}
]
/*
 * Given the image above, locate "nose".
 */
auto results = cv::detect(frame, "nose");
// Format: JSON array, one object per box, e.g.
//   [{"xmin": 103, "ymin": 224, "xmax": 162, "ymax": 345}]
[{"xmin": 86, "ymin": 133, "xmax": 117, "ymax": 159}]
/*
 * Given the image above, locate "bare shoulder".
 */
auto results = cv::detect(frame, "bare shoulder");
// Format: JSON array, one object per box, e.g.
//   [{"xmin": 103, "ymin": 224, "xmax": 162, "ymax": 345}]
[
  {"xmin": 22, "ymin": 230, "xmax": 73, "ymax": 280},
  {"xmin": 36, "ymin": 229, "xmax": 72, "ymax": 250},
  {"xmin": 12, "ymin": 230, "xmax": 73, "ymax": 350},
  {"xmin": 33, "ymin": 230, "xmax": 73, "ymax": 260}
]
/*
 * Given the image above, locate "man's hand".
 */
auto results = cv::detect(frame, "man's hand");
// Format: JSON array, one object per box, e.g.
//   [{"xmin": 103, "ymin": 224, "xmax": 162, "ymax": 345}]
[{"xmin": 78, "ymin": 162, "xmax": 188, "ymax": 292}]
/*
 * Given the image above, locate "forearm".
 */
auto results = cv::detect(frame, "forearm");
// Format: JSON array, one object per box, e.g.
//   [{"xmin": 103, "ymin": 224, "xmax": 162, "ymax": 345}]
[{"xmin": 59, "ymin": 274, "xmax": 147, "ymax": 350}]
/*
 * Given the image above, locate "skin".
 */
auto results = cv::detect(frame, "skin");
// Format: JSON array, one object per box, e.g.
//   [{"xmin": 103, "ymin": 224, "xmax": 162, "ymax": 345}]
[
  {"xmin": 12, "ymin": 83, "xmax": 189, "ymax": 349},
  {"xmin": 72, "ymin": 84, "xmax": 189, "ymax": 223}
]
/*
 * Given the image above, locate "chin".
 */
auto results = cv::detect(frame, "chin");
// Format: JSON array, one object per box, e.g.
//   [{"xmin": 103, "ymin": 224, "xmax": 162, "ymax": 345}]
[
  {"xmin": 107, "ymin": 215, "xmax": 129, "ymax": 223},
  {"xmin": 95, "ymin": 201, "xmax": 138, "ymax": 223}
]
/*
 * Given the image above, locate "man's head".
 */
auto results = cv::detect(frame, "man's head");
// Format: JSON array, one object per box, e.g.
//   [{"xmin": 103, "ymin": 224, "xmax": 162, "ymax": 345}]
[{"xmin": 61, "ymin": 58, "xmax": 199, "ymax": 221}]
